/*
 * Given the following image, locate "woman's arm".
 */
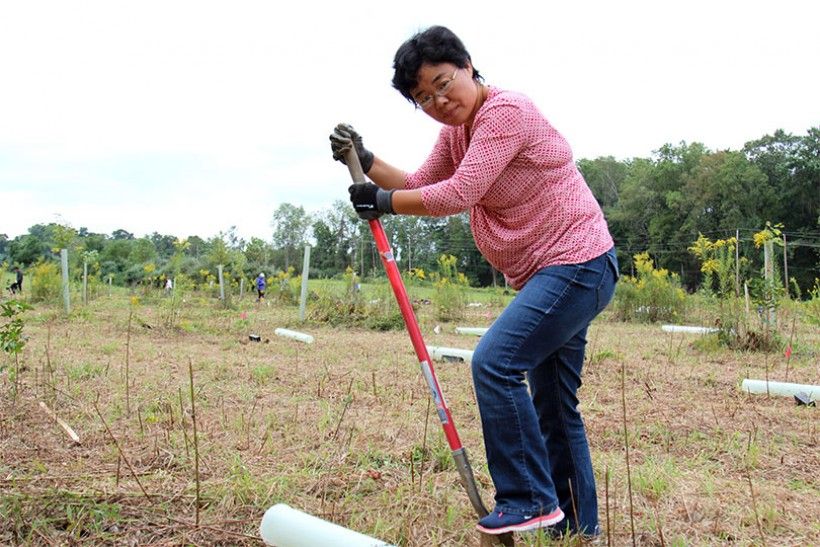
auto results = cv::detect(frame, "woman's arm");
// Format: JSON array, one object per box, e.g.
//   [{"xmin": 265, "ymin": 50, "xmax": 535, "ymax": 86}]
[
  {"xmin": 365, "ymin": 156, "xmax": 408, "ymax": 190},
  {"xmin": 391, "ymin": 188, "xmax": 429, "ymax": 215},
  {"xmin": 365, "ymin": 158, "xmax": 434, "ymax": 215}
]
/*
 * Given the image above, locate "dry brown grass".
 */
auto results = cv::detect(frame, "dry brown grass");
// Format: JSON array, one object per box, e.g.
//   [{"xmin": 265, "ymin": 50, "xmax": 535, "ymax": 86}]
[{"xmin": 1, "ymin": 290, "xmax": 817, "ymax": 546}]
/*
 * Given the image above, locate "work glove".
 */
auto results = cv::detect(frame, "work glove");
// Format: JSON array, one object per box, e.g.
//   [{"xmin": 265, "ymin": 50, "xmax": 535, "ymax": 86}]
[
  {"xmin": 348, "ymin": 183, "xmax": 395, "ymax": 220},
  {"xmin": 330, "ymin": 123, "xmax": 374, "ymax": 173}
]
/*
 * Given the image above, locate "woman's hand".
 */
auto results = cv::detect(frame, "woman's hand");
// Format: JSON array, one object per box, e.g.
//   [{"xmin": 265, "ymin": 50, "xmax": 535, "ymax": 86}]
[
  {"xmin": 330, "ymin": 123, "xmax": 374, "ymax": 173},
  {"xmin": 348, "ymin": 183, "xmax": 395, "ymax": 220}
]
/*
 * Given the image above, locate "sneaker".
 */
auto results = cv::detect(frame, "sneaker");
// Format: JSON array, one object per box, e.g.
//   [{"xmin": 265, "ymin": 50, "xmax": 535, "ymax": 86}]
[{"xmin": 476, "ymin": 507, "xmax": 565, "ymax": 535}]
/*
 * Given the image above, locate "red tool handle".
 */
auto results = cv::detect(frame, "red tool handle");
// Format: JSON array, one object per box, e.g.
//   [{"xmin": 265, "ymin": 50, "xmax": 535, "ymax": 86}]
[
  {"xmin": 339, "ymin": 136, "xmax": 510, "ymax": 543},
  {"xmin": 367, "ymin": 217, "xmax": 462, "ymax": 450},
  {"xmin": 339, "ymin": 143, "xmax": 462, "ymax": 450}
]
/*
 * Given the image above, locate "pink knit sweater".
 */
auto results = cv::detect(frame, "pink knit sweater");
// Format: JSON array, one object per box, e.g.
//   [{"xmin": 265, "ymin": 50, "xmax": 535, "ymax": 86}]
[{"xmin": 404, "ymin": 87, "xmax": 614, "ymax": 290}]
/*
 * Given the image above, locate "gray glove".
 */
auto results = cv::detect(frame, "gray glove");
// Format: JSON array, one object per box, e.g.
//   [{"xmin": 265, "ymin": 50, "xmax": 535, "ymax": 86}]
[{"xmin": 329, "ymin": 123, "xmax": 374, "ymax": 173}]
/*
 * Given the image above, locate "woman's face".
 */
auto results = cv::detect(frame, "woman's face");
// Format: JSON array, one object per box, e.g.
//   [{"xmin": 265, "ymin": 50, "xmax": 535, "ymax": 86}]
[{"xmin": 412, "ymin": 62, "xmax": 479, "ymax": 127}]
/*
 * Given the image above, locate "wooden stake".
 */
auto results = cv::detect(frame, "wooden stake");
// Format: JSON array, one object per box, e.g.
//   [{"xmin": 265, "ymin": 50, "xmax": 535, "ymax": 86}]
[
  {"xmin": 178, "ymin": 387, "xmax": 190, "ymax": 458},
  {"xmin": 785, "ymin": 315, "xmax": 796, "ymax": 381},
  {"xmin": 125, "ymin": 307, "xmax": 133, "ymax": 417},
  {"xmin": 38, "ymin": 401, "xmax": 81, "ymax": 444},
  {"xmin": 93, "ymin": 400, "xmax": 152, "ymax": 503},
  {"xmin": 188, "ymin": 358, "xmax": 201, "ymax": 526},
  {"xmin": 418, "ymin": 396, "xmax": 431, "ymax": 489},
  {"xmin": 747, "ymin": 472, "xmax": 767, "ymax": 547},
  {"xmin": 605, "ymin": 466, "xmax": 612, "ymax": 547},
  {"xmin": 621, "ymin": 361, "xmax": 637, "ymax": 546}
]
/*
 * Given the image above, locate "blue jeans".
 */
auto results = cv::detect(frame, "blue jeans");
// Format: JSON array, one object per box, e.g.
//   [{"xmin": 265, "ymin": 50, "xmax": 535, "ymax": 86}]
[{"xmin": 471, "ymin": 248, "xmax": 618, "ymax": 534}]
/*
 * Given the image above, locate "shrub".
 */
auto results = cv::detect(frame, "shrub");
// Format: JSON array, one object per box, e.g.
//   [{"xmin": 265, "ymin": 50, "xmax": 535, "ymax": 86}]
[
  {"xmin": 805, "ymin": 279, "xmax": 820, "ymax": 327},
  {"xmin": 272, "ymin": 267, "xmax": 299, "ymax": 305},
  {"xmin": 432, "ymin": 254, "xmax": 468, "ymax": 322},
  {"xmin": 612, "ymin": 252, "xmax": 686, "ymax": 323},
  {"xmin": 30, "ymin": 261, "xmax": 62, "ymax": 304},
  {"xmin": 712, "ymin": 222, "xmax": 788, "ymax": 352},
  {"xmin": 404, "ymin": 267, "xmax": 427, "ymax": 287},
  {"xmin": 688, "ymin": 233, "xmax": 739, "ymax": 297},
  {"xmin": 308, "ymin": 273, "xmax": 404, "ymax": 331},
  {"xmin": 363, "ymin": 285, "xmax": 405, "ymax": 331}
]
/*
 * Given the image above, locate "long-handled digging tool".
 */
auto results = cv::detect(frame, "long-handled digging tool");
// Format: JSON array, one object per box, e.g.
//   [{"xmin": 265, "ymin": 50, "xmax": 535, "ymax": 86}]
[{"xmin": 339, "ymin": 142, "xmax": 514, "ymax": 547}]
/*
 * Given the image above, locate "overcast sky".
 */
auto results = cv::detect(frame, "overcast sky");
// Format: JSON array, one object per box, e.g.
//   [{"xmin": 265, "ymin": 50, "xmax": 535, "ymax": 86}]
[{"xmin": 1, "ymin": 0, "xmax": 818, "ymax": 242}]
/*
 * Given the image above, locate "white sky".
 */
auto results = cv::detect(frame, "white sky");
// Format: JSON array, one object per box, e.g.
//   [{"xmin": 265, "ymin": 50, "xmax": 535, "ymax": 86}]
[{"xmin": 1, "ymin": 0, "xmax": 818, "ymax": 241}]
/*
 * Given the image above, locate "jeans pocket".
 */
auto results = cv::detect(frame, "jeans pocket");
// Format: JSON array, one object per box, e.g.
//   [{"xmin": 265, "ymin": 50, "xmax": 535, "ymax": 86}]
[
  {"xmin": 595, "ymin": 248, "xmax": 618, "ymax": 314},
  {"xmin": 607, "ymin": 248, "xmax": 620, "ymax": 281}
]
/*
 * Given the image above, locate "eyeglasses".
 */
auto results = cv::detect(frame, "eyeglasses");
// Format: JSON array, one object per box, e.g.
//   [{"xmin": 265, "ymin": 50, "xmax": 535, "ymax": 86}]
[{"xmin": 414, "ymin": 69, "xmax": 459, "ymax": 110}]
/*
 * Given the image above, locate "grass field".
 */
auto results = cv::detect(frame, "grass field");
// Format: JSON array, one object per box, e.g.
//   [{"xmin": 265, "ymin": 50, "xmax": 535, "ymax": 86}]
[{"xmin": 1, "ymin": 283, "xmax": 818, "ymax": 546}]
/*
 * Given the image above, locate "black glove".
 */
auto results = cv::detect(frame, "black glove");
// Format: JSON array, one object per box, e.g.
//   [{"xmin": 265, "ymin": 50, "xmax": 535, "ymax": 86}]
[
  {"xmin": 348, "ymin": 183, "xmax": 395, "ymax": 220},
  {"xmin": 330, "ymin": 123, "xmax": 374, "ymax": 173}
]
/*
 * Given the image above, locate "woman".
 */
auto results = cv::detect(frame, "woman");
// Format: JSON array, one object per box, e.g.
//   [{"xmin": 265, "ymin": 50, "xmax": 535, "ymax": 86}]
[{"xmin": 329, "ymin": 26, "xmax": 617, "ymax": 537}]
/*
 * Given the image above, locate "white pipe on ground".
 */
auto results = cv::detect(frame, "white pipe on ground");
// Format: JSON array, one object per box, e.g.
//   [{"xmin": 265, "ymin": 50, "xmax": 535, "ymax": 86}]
[
  {"xmin": 741, "ymin": 379, "xmax": 818, "ymax": 398},
  {"xmin": 260, "ymin": 503, "xmax": 392, "ymax": 546},
  {"xmin": 455, "ymin": 327, "xmax": 488, "ymax": 336},
  {"xmin": 427, "ymin": 346, "xmax": 474, "ymax": 363},
  {"xmin": 274, "ymin": 328, "xmax": 314, "ymax": 344},
  {"xmin": 661, "ymin": 325, "xmax": 718, "ymax": 334}
]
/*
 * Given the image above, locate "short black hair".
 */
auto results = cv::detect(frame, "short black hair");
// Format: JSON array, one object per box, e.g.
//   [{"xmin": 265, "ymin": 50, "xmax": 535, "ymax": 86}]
[{"xmin": 392, "ymin": 26, "xmax": 482, "ymax": 104}]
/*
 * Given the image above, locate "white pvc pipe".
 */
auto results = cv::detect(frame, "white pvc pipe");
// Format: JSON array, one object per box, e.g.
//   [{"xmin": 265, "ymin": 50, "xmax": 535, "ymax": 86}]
[
  {"xmin": 427, "ymin": 346, "xmax": 474, "ymax": 364},
  {"xmin": 661, "ymin": 325, "xmax": 718, "ymax": 334},
  {"xmin": 741, "ymin": 379, "xmax": 818, "ymax": 398},
  {"xmin": 274, "ymin": 328, "xmax": 314, "ymax": 344},
  {"xmin": 454, "ymin": 327, "xmax": 488, "ymax": 336},
  {"xmin": 260, "ymin": 504, "xmax": 392, "ymax": 547}
]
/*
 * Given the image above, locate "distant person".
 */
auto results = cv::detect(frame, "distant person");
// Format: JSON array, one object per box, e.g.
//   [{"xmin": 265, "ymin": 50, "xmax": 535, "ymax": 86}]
[
  {"xmin": 165, "ymin": 277, "xmax": 173, "ymax": 294},
  {"xmin": 256, "ymin": 273, "xmax": 266, "ymax": 301},
  {"xmin": 329, "ymin": 26, "xmax": 617, "ymax": 538},
  {"xmin": 9, "ymin": 267, "xmax": 23, "ymax": 294}
]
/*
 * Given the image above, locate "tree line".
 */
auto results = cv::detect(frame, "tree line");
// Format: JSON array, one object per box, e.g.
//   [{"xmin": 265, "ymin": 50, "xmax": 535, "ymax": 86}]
[{"xmin": 1, "ymin": 127, "xmax": 817, "ymax": 294}]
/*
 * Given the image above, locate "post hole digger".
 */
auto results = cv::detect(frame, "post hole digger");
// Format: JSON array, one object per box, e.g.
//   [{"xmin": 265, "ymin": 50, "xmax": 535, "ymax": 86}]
[{"xmin": 336, "ymin": 137, "xmax": 514, "ymax": 547}]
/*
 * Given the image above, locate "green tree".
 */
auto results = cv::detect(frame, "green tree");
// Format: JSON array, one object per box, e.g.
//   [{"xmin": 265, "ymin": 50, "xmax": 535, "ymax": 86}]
[
  {"xmin": 149, "ymin": 232, "xmax": 177, "ymax": 259},
  {"xmin": 311, "ymin": 219, "xmax": 337, "ymax": 274},
  {"xmin": 207, "ymin": 236, "xmax": 231, "ymax": 269},
  {"xmin": 111, "ymin": 229, "xmax": 134, "ymax": 240},
  {"xmin": 129, "ymin": 238, "xmax": 158, "ymax": 264},
  {"xmin": 51, "ymin": 224, "xmax": 78, "ymax": 254},
  {"xmin": 184, "ymin": 235, "xmax": 206, "ymax": 257},
  {"xmin": 577, "ymin": 155, "xmax": 627, "ymax": 209},
  {"xmin": 271, "ymin": 203, "xmax": 311, "ymax": 269},
  {"xmin": 244, "ymin": 237, "xmax": 273, "ymax": 273},
  {"xmin": 678, "ymin": 151, "xmax": 772, "ymax": 235},
  {"xmin": 8, "ymin": 235, "xmax": 47, "ymax": 266},
  {"xmin": 0, "ymin": 233, "xmax": 9, "ymax": 262},
  {"xmin": 744, "ymin": 127, "xmax": 819, "ymax": 293},
  {"xmin": 100, "ymin": 239, "xmax": 132, "ymax": 279}
]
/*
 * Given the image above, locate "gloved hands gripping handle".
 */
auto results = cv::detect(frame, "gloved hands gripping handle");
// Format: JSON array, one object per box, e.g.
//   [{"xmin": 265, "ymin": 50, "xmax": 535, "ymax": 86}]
[{"xmin": 330, "ymin": 123, "xmax": 395, "ymax": 220}]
